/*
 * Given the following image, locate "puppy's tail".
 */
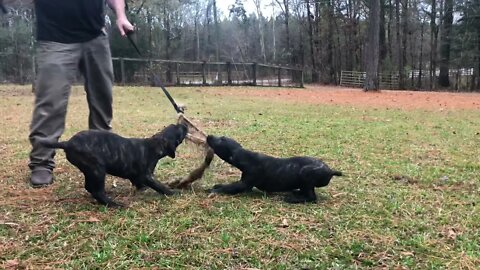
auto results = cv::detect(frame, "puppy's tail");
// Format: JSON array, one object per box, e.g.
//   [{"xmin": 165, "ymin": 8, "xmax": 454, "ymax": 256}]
[
  {"xmin": 37, "ymin": 139, "xmax": 68, "ymax": 149},
  {"xmin": 331, "ymin": 170, "xmax": 343, "ymax": 177}
]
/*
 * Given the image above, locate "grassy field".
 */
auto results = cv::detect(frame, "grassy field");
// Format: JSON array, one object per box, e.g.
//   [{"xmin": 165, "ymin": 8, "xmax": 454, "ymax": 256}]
[{"xmin": 0, "ymin": 85, "xmax": 479, "ymax": 269}]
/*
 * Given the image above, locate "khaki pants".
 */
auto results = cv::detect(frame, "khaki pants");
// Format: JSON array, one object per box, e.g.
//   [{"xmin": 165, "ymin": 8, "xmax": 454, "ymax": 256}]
[{"xmin": 29, "ymin": 34, "xmax": 114, "ymax": 171}]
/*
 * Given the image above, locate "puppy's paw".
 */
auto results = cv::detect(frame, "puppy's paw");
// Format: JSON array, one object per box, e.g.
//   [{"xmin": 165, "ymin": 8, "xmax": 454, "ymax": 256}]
[
  {"xmin": 210, "ymin": 183, "xmax": 225, "ymax": 191},
  {"xmin": 291, "ymin": 190, "xmax": 303, "ymax": 196},
  {"xmin": 106, "ymin": 201, "xmax": 126, "ymax": 208},
  {"xmin": 135, "ymin": 185, "xmax": 148, "ymax": 192},
  {"xmin": 206, "ymin": 187, "xmax": 223, "ymax": 194},
  {"xmin": 283, "ymin": 195, "xmax": 316, "ymax": 204},
  {"xmin": 164, "ymin": 189, "xmax": 180, "ymax": 196}
]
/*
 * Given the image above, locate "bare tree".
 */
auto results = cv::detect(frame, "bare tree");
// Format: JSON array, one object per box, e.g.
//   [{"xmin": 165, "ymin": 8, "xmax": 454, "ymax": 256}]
[
  {"xmin": 395, "ymin": 0, "xmax": 404, "ymax": 89},
  {"xmin": 269, "ymin": 0, "xmax": 277, "ymax": 62},
  {"xmin": 275, "ymin": 0, "xmax": 291, "ymax": 55},
  {"xmin": 429, "ymin": 0, "xmax": 438, "ymax": 90},
  {"xmin": 193, "ymin": 1, "xmax": 202, "ymax": 61},
  {"xmin": 253, "ymin": 0, "xmax": 267, "ymax": 63},
  {"xmin": 438, "ymin": 0, "xmax": 453, "ymax": 87},
  {"xmin": 326, "ymin": 0, "xmax": 335, "ymax": 83},
  {"xmin": 401, "ymin": 0, "xmax": 408, "ymax": 89},
  {"xmin": 212, "ymin": 0, "xmax": 220, "ymax": 62},
  {"xmin": 306, "ymin": 0, "xmax": 318, "ymax": 81},
  {"xmin": 417, "ymin": 15, "xmax": 426, "ymax": 88},
  {"xmin": 364, "ymin": 0, "xmax": 381, "ymax": 91}
]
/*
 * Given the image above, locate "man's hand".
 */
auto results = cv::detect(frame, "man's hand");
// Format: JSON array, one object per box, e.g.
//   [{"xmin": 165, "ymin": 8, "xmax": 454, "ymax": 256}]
[
  {"xmin": 107, "ymin": 0, "xmax": 134, "ymax": 36},
  {"xmin": 116, "ymin": 16, "xmax": 134, "ymax": 37}
]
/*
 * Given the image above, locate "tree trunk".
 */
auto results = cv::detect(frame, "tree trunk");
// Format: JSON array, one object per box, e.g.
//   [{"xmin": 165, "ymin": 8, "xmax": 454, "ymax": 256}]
[
  {"xmin": 213, "ymin": 0, "xmax": 220, "ymax": 62},
  {"xmin": 379, "ymin": 0, "xmax": 387, "ymax": 61},
  {"xmin": 163, "ymin": 4, "xmax": 172, "ymax": 83},
  {"xmin": 213, "ymin": 0, "xmax": 222, "ymax": 82},
  {"xmin": 272, "ymin": 2, "xmax": 276, "ymax": 62},
  {"xmin": 346, "ymin": 0, "xmax": 360, "ymax": 70},
  {"xmin": 327, "ymin": 0, "xmax": 335, "ymax": 83},
  {"xmin": 204, "ymin": 1, "xmax": 213, "ymax": 60},
  {"xmin": 430, "ymin": 0, "xmax": 437, "ymax": 90},
  {"xmin": 146, "ymin": 9, "xmax": 152, "ymax": 57},
  {"xmin": 314, "ymin": 0, "xmax": 323, "ymax": 80},
  {"xmin": 194, "ymin": 4, "xmax": 201, "ymax": 61},
  {"xmin": 275, "ymin": 0, "xmax": 291, "ymax": 57},
  {"xmin": 438, "ymin": 0, "xmax": 453, "ymax": 87},
  {"xmin": 364, "ymin": 0, "xmax": 381, "ymax": 91},
  {"xmin": 387, "ymin": 0, "xmax": 393, "ymax": 63},
  {"xmin": 253, "ymin": 0, "xmax": 267, "ymax": 63},
  {"xmin": 334, "ymin": 10, "xmax": 342, "ymax": 83},
  {"xmin": 306, "ymin": 0, "xmax": 318, "ymax": 82},
  {"xmin": 284, "ymin": 0, "xmax": 291, "ymax": 54},
  {"xmin": 395, "ymin": 0, "xmax": 404, "ymax": 89},
  {"xmin": 417, "ymin": 18, "xmax": 425, "ymax": 89},
  {"xmin": 401, "ymin": 0, "xmax": 408, "ymax": 89}
]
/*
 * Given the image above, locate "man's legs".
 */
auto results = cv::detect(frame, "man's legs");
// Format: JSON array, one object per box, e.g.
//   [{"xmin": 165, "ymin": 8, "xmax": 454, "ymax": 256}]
[
  {"xmin": 29, "ymin": 41, "xmax": 81, "ymax": 186},
  {"xmin": 79, "ymin": 34, "xmax": 114, "ymax": 131}
]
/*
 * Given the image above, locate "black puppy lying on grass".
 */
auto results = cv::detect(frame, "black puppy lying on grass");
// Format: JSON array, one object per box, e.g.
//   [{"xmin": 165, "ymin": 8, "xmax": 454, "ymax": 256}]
[
  {"xmin": 207, "ymin": 135, "xmax": 342, "ymax": 203},
  {"xmin": 40, "ymin": 124, "xmax": 188, "ymax": 207}
]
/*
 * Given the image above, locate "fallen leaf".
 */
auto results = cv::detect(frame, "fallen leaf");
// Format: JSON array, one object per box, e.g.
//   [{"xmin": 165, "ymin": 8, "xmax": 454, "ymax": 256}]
[
  {"xmin": 447, "ymin": 228, "xmax": 457, "ymax": 240},
  {"xmin": 331, "ymin": 192, "xmax": 345, "ymax": 198},
  {"xmin": 281, "ymin": 218, "xmax": 289, "ymax": 228},
  {"xmin": 77, "ymin": 217, "xmax": 101, "ymax": 223},
  {"xmin": 3, "ymin": 259, "xmax": 20, "ymax": 269},
  {"xmin": 0, "ymin": 221, "xmax": 20, "ymax": 227}
]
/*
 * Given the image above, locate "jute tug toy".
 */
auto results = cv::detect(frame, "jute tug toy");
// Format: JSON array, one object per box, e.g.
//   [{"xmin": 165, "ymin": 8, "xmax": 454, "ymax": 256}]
[
  {"xmin": 167, "ymin": 113, "xmax": 214, "ymax": 189},
  {"xmin": 125, "ymin": 32, "xmax": 214, "ymax": 189},
  {"xmin": 151, "ymin": 75, "xmax": 214, "ymax": 189}
]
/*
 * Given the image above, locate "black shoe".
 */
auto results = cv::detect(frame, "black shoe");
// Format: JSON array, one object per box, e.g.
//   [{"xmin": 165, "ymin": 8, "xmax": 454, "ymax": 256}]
[{"xmin": 30, "ymin": 169, "xmax": 53, "ymax": 187}]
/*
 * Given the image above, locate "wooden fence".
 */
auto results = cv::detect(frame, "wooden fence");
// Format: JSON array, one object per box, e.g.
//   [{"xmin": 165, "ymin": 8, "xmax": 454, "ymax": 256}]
[{"xmin": 111, "ymin": 58, "xmax": 304, "ymax": 88}]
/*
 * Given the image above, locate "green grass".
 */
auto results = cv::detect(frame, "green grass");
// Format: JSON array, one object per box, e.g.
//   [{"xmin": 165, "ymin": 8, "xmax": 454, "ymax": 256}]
[{"xmin": 0, "ymin": 85, "xmax": 479, "ymax": 269}]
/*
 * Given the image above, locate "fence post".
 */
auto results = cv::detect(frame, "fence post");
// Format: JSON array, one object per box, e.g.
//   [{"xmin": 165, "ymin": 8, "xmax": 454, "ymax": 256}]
[
  {"xmin": 300, "ymin": 69, "xmax": 304, "ymax": 88},
  {"xmin": 252, "ymin": 63, "xmax": 257, "ymax": 86},
  {"xmin": 226, "ymin": 61, "xmax": 232, "ymax": 85},
  {"xmin": 202, "ymin": 61, "xmax": 207, "ymax": 85},
  {"xmin": 120, "ymin": 58, "xmax": 125, "ymax": 86},
  {"xmin": 19, "ymin": 53, "xmax": 24, "ymax": 85},
  {"xmin": 166, "ymin": 63, "xmax": 172, "ymax": 84},
  {"xmin": 278, "ymin": 67, "xmax": 282, "ymax": 87},
  {"xmin": 148, "ymin": 60, "xmax": 153, "ymax": 85},
  {"xmin": 175, "ymin": 62, "xmax": 180, "ymax": 85}
]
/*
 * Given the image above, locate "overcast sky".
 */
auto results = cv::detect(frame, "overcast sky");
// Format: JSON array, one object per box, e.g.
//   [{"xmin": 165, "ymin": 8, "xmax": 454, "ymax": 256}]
[{"xmin": 217, "ymin": 0, "xmax": 274, "ymax": 18}]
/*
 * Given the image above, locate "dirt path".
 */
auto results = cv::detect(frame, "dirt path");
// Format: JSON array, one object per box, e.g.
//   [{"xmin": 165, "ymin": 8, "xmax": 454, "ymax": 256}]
[
  {"xmin": 2, "ymin": 84, "xmax": 480, "ymax": 110},
  {"xmin": 220, "ymin": 85, "xmax": 480, "ymax": 110}
]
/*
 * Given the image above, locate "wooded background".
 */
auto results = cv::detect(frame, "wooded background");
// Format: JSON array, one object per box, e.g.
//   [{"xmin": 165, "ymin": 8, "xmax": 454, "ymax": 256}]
[{"xmin": 0, "ymin": 0, "xmax": 479, "ymax": 91}]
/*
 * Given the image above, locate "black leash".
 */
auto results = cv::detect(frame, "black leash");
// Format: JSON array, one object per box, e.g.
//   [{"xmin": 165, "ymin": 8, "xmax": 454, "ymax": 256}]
[
  {"xmin": 125, "ymin": 30, "xmax": 184, "ymax": 114},
  {"xmin": 112, "ymin": 1, "xmax": 183, "ymax": 114}
]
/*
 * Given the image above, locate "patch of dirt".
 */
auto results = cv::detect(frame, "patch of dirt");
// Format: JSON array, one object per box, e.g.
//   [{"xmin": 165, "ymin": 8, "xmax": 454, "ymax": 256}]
[
  {"xmin": 0, "ymin": 85, "xmax": 33, "ymax": 96},
  {"xmin": 220, "ymin": 85, "xmax": 480, "ymax": 110}
]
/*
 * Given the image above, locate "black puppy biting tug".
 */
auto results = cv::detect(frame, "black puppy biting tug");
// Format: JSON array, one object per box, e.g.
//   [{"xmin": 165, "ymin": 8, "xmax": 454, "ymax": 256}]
[
  {"xmin": 40, "ymin": 124, "xmax": 188, "ymax": 207},
  {"xmin": 206, "ymin": 135, "xmax": 342, "ymax": 203}
]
